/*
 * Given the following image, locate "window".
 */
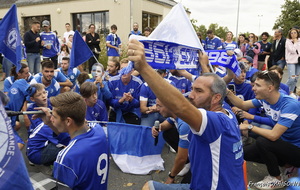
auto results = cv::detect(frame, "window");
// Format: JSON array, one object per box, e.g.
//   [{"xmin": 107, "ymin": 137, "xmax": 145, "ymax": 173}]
[
  {"xmin": 73, "ymin": 11, "xmax": 109, "ymax": 36},
  {"xmin": 142, "ymin": 12, "xmax": 161, "ymax": 31}
]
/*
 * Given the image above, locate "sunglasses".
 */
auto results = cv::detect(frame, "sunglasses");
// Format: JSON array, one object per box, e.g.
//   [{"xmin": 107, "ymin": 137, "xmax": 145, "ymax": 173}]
[{"xmin": 261, "ymin": 70, "xmax": 274, "ymax": 85}]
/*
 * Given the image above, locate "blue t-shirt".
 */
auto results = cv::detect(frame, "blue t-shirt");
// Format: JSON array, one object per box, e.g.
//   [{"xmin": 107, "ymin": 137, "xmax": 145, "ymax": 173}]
[
  {"xmin": 205, "ymin": 37, "xmax": 222, "ymax": 50},
  {"xmin": 106, "ymin": 33, "xmax": 121, "ymax": 56},
  {"xmin": 30, "ymin": 75, "xmax": 60, "ymax": 98},
  {"xmin": 4, "ymin": 75, "xmax": 33, "ymax": 93},
  {"xmin": 40, "ymin": 31, "xmax": 60, "ymax": 58},
  {"xmin": 222, "ymin": 41, "xmax": 238, "ymax": 49},
  {"xmin": 167, "ymin": 117, "xmax": 190, "ymax": 149},
  {"xmin": 53, "ymin": 125, "xmax": 109, "ymax": 190},
  {"xmin": 108, "ymin": 75, "xmax": 142, "ymax": 115},
  {"xmin": 86, "ymin": 99, "xmax": 108, "ymax": 125},
  {"xmin": 188, "ymin": 108, "xmax": 244, "ymax": 189},
  {"xmin": 252, "ymin": 93, "xmax": 300, "ymax": 147},
  {"xmin": 246, "ymin": 67, "xmax": 259, "ymax": 81},
  {"xmin": 85, "ymin": 79, "xmax": 112, "ymax": 103},
  {"xmin": 228, "ymin": 82, "xmax": 255, "ymax": 101},
  {"xmin": 280, "ymin": 83, "xmax": 290, "ymax": 95},
  {"xmin": 58, "ymin": 68, "xmax": 80, "ymax": 87},
  {"xmin": 168, "ymin": 75, "xmax": 192, "ymax": 97}
]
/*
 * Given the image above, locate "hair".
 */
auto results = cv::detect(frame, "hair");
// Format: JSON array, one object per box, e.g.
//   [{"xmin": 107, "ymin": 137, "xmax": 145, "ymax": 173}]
[
  {"xmin": 288, "ymin": 28, "xmax": 300, "ymax": 39},
  {"xmin": 62, "ymin": 56, "xmax": 70, "ymax": 63},
  {"xmin": 256, "ymin": 71, "xmax": 280, "ymax": 90},
  {"xmin": 133, "ymin": 22, "xmax": 139, "ymax": 26},
  {"xmin": 89, "ymin": 24, "xmax": 95, "ymax": 29},
  {"xmin": 41, "ymin": 60, "xmax": 54, "ymax": 69},
  {"xmin": 226, "ymin": 31, "xmax": 234, "ymax": 38},
  {"xmin": 50, "ymin": 92, "xmax": 86, "ymax": 126},
  {"xmin": 10, "ymin": 63, "xmax": 28, "ymax": 79},
  {"xmin": 206, "ymin": 29, "xmax": 213, "ymax": 34},
  {"xmin": 31, "ymin": 20, "xmax": 40, "ymax": 25},
  {"xmin": 202, "ymin": 73, "xmax": 227, "ymax": 104},
  {"xmin": 238, "ymin": 34, "xmax": 246, "ymax": 46},
  {"xmin": 80, "ymin": 82, "xmax": 98, "ymax": 98},
  {"xmin": 261, "ymin": 32, "xmax": 270, "ymax": 38},
  {"xmin": 111, "ymin": 24, "xmax": 117, "ymax": 30},
  {"xmin": 77, "ymin": 72, "xmax": 90, "ymax": 86},
  {"xmin": 144, "ymin": 27, "xmax": 151, "ymax": 32},
  {"xmin": 268, "ymin": 65, "xmax": 283, "ymax": 77},
  {"xmin": 65, "ymin": 23, "xmax": 70, "ymax": 26},
  {"xmin": 250, "ymin": 72, "xmax": 258, "ymax": 83},
  {"xmin": 68, "ymin": 34, "xmax": 73, "ymax": 38},
  {"xmin": 92, "ymin": 62, "xmax": 104, "ymax": 73},
  {"xmin": 61, "ymin": 44, "xmax": 70, "ymax": 54},
  {"xmin": 29, "ymin": 83, "xmax": 45, "ymax": 97},
  {"xmin": 249, "ymin": 33, "xmax": 257, "ymax": 42},
  {"xmin": 120, "ymin": 58, "xmax": 129, "ymax": 64}
]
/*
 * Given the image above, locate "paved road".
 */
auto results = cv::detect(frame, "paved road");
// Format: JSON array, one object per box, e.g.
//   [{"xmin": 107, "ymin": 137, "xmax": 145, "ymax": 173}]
[{"xmin": 0, "ymin": 70, "xmax": 293, "ymax": 190}]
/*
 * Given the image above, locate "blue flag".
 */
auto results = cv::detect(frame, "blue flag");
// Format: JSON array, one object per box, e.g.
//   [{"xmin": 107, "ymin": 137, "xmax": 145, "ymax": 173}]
[
  {"xmin": 69, "ymin": 31, "xmax": 93, "ymax": 73},
  {"xmin": 0, "ymin": 4, "xmax": 22, "ymax": 72},
  {"xmin": 107, "ymin": 122, "xmax": 165, "ymax": 175},
  {"xmin": 206, "ymin": 50, "xmax": 241, "ymax": 76}
]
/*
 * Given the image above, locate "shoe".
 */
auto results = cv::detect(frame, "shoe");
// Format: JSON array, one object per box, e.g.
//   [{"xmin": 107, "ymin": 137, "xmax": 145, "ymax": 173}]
[
  {"xmin": 169, "ymin": 146, "xmax": 176, "ymax": 153},
  {"xmin": 177, "ymin": 163, "xmax": 190, "ymax": 176},
  {"xmin": 281, "ymin": 166, "xmax": 298, "ymax": 181},
  {"xmin": 28, "ymin": 161, "xmax": 35, "ymax": 166},
  {"xmin": 254, "ymin": 175, "xmax": 285, "ymax": 190}
]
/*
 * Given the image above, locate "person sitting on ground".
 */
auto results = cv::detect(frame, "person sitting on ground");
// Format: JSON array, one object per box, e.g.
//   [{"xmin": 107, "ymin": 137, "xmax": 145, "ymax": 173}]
[
  {"xmin": 33, "ymin": 92, "xmax": 109, "ymax": 189},
  {"xmin": 268, "ymin": 65, "xmax": 290, "ymax": 95},
  {"xmin": 26, "ymin": 83, "xmax": 70, "ymax": 165},
  {"xmin": 80, "ymin": 82, "xmax": 108, "ymax": 125},
  {"xmin": 57, "ymin": 56, "xmax": 80, "ymax": 89}
]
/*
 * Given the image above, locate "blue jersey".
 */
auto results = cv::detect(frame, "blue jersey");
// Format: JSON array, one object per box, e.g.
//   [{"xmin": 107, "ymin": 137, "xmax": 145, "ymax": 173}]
[
  {"xmin": 40, "ymin": 31, "xmax": 60, "ymax": 57},
  {"xmin": 167, "ymin": 75, "xmax": 192, "ymax": 97},
  {"xmin": 108, "ymin": 75, "xmax": 142, "ymax": 115},
  {"xmin": 27, "ymin": 121, "xmax": 70, "ymax": 164},
  {"xmin": 167, "ymin": 117, "xmax": 190, "ymax": 149},
  {"xmin": 129, "ymin": 30, "xmax": 142, "ymax": 36},
  {"xmin": 85, "ymin": 79, "xmax": 112, "ymax": 103},
  {"xmin": 4, "ymin": 75, "xmax": 33, "ymax": 93},
  {"xmin": 222, "ymin": 41, "xmax": 238, "ymax": 49},
  {"xmin": 58, "ymin": 68, "xmax": 80, "ymax": 87},
  {"xmin": 106, "ymin": 33, "xmax": 121, "ymax": 56},
  {"xmin": 252, "ymin": 93, "xmax": 300, "ymax": 147},
  {"xmin": 30, "ymin": 75, "xmax": 60, "ymax": 98},
  {"xmin": 205, "ymin": 37, "xmax": 222, "ymax": 50},
  {"xmin": 54, "ymin": 125, "xmax": 109, "ymax": 190},
  {"xmin": 86, "ymin": 99, "xmax": 108, "ymax": 125},
  {"xmin": 27, "ymin": 101, "xmax": 52, "ymax": 133},
  {"xmin": 229, "ymin": 82, "xmax": 255, "ymax": 101},
  {"xmin": 5, "ymin": 79, "xmax": 30, "ymax": 128},
  {"xmin": 188, "ymin": 108, "xmax": 244, "ymax": 189},
  {"xmin": 280, "ymin": 83, "xmax": 290, "ymax": 95}
]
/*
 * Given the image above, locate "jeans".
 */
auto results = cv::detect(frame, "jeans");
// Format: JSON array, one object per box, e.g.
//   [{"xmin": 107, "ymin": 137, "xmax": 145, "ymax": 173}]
[
  {"xmin": 40, "ymin": 142, "xmax": 63, "ymax": 165},
  {"xmin": 140, "ymin": 112, "xmax": 165, "ymax": 127},
  {"xmin": 286, "ymin": 64, "xmax": 300, "ymax": 93},
  {"xmin": 2, "ymin": 57, "xmax": 13, "ymax": 77},
  {"xmin": 272, "ymin": 59, "xmax": 286, "ymax": 69},
  {"xmin": 27, "ymin": 53, "xmax": 41, "ymax": 74},
  {"xmin": 148, "ymin": 180, "xmax": 190, "ymax": 190}
]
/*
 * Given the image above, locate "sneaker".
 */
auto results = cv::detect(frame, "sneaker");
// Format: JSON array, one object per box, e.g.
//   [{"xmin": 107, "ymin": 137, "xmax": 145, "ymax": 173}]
[
  {"xmin": 28, "ymin": 161, "xmax": 35, "ymax": 166},
  {"xmin": 254, "ymin": 175, "xmax": 285, "ymax": 190},
  {"xmin": 177, "ymin": 163, "xmax": 190, "ymax": 176},
  {"xmin": 282, "ymin": 166, "xmax": 298, "ymax": 181}
]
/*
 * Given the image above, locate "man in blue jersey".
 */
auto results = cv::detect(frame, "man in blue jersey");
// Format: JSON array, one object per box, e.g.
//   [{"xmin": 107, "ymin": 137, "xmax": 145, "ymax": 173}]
[
  {"xmin": 127, "ymin": 39, "xmax": 244, "ymax": 190},
  {"xmin": 204, "ymin": 29, "xmax": 222, "ymax": 50},
  {"xmin": 34, "ymin": 92, "xmax": 109, "ymax": 190},
  {"xmin": 106, "ymin": 24, "xmax": 122, "ymax": 60},
  {"xmin": 227, "ymin": 71, "xmax": 300, "ymax": 189},
  {"xmin": 57, "ymin": 57, "xmax": 80, "ymax": 89},
  {"xmin": 128, "ymin": 22, "xmax": 142, "ymax": 37},
  {"xmin": 80, "ymin": 82, "xmax": 108, "ymax": 125},
  {"xmin": 167, "ymin": 69, "xmax": 192, "ymax": 97},
  {"xmin": 40, "ymin": 20, "xmax": 60, "ymax": 69},
  {"xmin": 30, "ymin": 60, "xmax": 60, "ymax": 98},
  {"xmin": 108, "ymin": 61, "xmax": 143, "ymax": 124},
  {"xmin": 152, "ymin": 98, "xmax": 191, "ymax": 183}
]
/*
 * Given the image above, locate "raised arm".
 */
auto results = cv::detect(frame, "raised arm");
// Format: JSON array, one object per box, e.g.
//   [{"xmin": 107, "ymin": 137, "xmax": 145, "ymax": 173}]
[{"xmin": 127, "ymin": 39, "xmax": 202, "ymax": 131}]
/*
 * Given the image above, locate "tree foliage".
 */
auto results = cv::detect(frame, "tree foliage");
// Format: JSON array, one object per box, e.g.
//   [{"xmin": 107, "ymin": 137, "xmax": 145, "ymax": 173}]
[
  {"xmin": 273, "ymin": 0, "xmax": 300, "ymax": 36},
  {"xmin": 190, "ymin": 20, "xmax": 229, "ymax": 39}
]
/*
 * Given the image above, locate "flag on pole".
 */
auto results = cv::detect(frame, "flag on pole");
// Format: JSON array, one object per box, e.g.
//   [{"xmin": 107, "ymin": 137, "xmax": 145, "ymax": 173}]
[
  {"xmin": 0, "ymin": 4, "xmax": 22, "ymax": 72},
  {"xmin": 107, "ymin": 122, "xmax": 165, "ymax": 175},
  {"xmin": 68, "ymin": 31, "xmax": 93, "ymax": 73},
  {"xmin": 120, "ymin": 3, "xmax": 203, "ymax": 75}
]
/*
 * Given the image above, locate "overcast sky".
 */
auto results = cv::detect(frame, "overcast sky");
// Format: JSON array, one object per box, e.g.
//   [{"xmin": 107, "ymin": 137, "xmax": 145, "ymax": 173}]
[{"xmin": 176, "ymin": 0, "xmax": 285, "ymax": 37}]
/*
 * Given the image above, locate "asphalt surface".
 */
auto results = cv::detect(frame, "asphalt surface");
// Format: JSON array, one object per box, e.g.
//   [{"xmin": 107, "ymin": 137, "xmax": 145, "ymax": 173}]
[{"xmin": 1, "ymin": 70, "xmax": 294, "ymax": 190}]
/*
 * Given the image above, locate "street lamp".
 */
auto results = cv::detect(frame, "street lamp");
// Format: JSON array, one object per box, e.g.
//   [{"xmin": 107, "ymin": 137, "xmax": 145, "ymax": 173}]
[
  {"xmin": 235, "ymin": 0, "xmax": 240, "ymax": 42},
  {"xmin": 258, "ymin": 15, "xmax": 263, "ymax": 36}
]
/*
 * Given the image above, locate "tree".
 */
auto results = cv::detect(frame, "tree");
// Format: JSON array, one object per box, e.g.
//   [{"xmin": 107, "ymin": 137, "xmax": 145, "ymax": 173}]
[
  {"xmin": 273, "ymin": 0, "xmax": 300, "ymax": 36},
  {"xmin": 208, "ymin": 23, "xmax": 229, "ymax": 39}
]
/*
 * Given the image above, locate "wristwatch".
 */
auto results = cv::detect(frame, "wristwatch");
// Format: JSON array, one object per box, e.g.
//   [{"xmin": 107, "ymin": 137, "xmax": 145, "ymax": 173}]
[
  {"xmin": 168, "ymin": 171, "xmax": 175, "ymax": 179},
  {"xmin": 248, "ymin": 124, "xmax": 254, "ymax": 131}
]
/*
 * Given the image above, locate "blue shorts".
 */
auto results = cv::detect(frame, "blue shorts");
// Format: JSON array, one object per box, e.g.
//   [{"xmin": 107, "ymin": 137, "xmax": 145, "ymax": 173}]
[{"xmin": 148, "ymin": 180, "xmax": 190, "ymax": 190}]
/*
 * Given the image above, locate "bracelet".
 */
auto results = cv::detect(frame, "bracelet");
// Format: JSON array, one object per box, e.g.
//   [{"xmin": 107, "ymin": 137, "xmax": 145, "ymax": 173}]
[{"xmin": 168, "ymin": 172, "xmax": 175, "ymax": 179}]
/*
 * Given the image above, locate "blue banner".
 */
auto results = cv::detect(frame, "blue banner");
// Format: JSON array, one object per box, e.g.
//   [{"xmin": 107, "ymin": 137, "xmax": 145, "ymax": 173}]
[{"xmin": 0, "ymin": 4, "xmax": 22, "ymax": 72}]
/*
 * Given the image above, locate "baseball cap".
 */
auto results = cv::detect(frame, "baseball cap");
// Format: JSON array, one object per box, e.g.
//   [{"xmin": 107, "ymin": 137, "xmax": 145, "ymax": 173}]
[
  {"xmin": 42, "ymin": 20, "xmax": 50, "ymax": 27},
  {"xmin": 242, "ymin": 56, "xmax": 253, "ymax": 64}
]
